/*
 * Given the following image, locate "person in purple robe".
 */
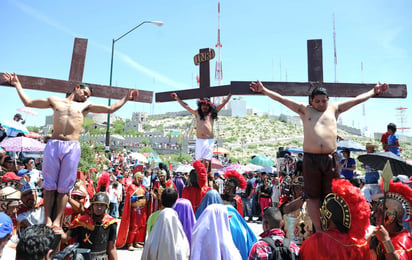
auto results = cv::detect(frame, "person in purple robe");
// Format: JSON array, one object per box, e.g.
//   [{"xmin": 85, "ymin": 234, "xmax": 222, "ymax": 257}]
[{"xmin": 173, "ymin": 198, "xmax": 196, "ymax": 247}]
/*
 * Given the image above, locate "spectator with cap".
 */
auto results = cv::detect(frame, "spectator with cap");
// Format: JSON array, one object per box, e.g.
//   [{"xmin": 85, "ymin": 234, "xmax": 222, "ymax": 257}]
[
  {"xmin": 360, "ymin": 142, "xmax": 381, "ymax": 202},
  {"xmin": 339, "ymin": 148, "xmax": 356, "ymax": 180},
  {"xmin": 0, "ymin": 212, "xmax": 13, "ymax": 259},
  {"xmin": 0, "ymin": 185, "xmax": 21, "ymax": 228},
  {"xmin": 1, "ymin": 156, "xmax": 17, "ymax": 173},
  {"xmin": 17, "ymin": 182, "xmax": 45, "ymax": 231},
  {"xmin": 1, "ymin": 171, "xmax": 22, "ymax": 184}
]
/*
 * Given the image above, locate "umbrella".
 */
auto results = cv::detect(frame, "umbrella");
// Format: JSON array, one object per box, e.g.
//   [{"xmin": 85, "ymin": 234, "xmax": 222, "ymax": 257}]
[
  {"xmin": 0, "ymin": 136, "xmax": 45, "ymax": 152},
  {"xmin": 244, "ymin": 163, "xmax": 264, "ymax": 172},
  {"xmin": 337, "ymin": 140, "xmax": 366, "ymax": 152},
  {"xmin": 222, "ymin": 164, "xmax": 254, "ymax": 173},
  {"xmin": 213, "ymin": 147, "xmax": 231, "ymax": 155},
  {"xmin": 2, "ymin": 119, "xmax": 29, "ymax": 135},
  {"xmin": 174, "ymin": 164, "xmax": 194, "ymax": 173},
  {"xmin": 358, "ymin": 152, "xmax": 412, "ymax": 176},
  {"xmin": 129, "ymin": 152, "xmax": 148, "ymax": 163},
  {"xmin": 211, "ymin": 158, "xmax": 223, "ymax": 169},
  {"xmin": 143, "ymin": 152, "xmax": 162, "ymax": 163},
  {"xmin": 251, "ymin": 155, "xmax": 275, "ymax": 167},
  {"xmin": 17, "ymin": 107, "xmax": 39, "ymax": 116}
]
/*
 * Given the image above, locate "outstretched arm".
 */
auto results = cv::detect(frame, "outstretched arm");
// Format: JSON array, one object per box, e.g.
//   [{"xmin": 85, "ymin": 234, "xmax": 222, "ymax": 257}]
[
  {"xmin": 250, "ymin": 80, "xmax": 306, "ymax": 115},
  {"xmin": 337, "ymin": 82, "xmax": 388, "ymax": 113},
  {"xmin": 170, "ymin": 93, "xmax": 197, "ymax": 115},
  {"xmin": 87, "ymin": 89, "xmax": 138, "ymax": 114},
  {"xmin": 3, "ymin": 72, "xmax": 51, "ymax": 108},
  {"xmin": 216, "ymin": 93, "xmax": 232, "ymax": 112}
]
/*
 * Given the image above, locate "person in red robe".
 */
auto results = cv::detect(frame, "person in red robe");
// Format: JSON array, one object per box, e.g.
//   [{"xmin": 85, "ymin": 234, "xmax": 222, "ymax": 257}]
[
  {"xmin": 182, "ymin": 160, "xmax": 211, "ymax": 212},
  {"xmin": 221, "ymin": 170, "xmax": 246, "ymax": 217},
  {"xmin": 149, "ymin": 169, "xmax": 177, "ymax": 216},
  {"xmin": 84, "ymin": 168, "xmax": 96, "ymax": 200},
  {"xmin": 370, "ymin": 180, "xmax": 412, "ymax": 260},
  {"xmin": 300, "ymin": 179, "xmax": 371, "ymax": 260},
  {"xmin": 116, "ymin": 171, "xmax": 147, "ymax": 251}
]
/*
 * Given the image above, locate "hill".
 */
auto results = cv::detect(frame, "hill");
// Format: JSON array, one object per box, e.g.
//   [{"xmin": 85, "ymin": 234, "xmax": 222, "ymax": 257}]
[{"xmin": 147, "ymin": 115, "xmax": 412, "ymax": 164}]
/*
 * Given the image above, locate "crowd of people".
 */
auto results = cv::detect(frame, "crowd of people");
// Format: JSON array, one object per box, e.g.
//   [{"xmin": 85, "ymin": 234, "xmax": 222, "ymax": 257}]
[
  {"xmin": 1, "ymin": 72, "xmax": 411, "ymax": 259},
  {"xmin": 0, "ymin": 147, "xmax": 412, "ymax": 259}
]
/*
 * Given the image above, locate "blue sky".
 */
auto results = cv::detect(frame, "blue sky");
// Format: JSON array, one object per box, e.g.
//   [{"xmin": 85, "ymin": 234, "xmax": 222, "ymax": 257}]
[{"xmin": 1, "ymin": 0, "xmax": 411, "ymax": 137}]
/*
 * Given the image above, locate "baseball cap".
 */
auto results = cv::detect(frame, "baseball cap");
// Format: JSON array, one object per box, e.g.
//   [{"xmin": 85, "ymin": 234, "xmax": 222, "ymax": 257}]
[
  {"xmin": 20, "ymin": 182, "xmax": 36, "ymax": 194},
  {"xmin": 2, "ymin": 172, "xmax": 22, "ymax": 182},
  {"xmin": 0, "ymin": 212, "xmax": 13, "ymax": 238},
  {"xmin": 116, "ymin": 174, "xmax": 124, "ymax": 179},
  {"xmin": 71, "ymin": 188, "xmax": 87, "ymax": 197},
  {"xmin": 17, "ymin": 169, "xmax": 32, "ymax": 177}
]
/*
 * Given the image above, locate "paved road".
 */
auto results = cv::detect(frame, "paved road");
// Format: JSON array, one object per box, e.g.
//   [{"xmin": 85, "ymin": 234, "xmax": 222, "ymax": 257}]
[{"xmin": 117, "ymin": 220, "xmax": 264, "ymax": 259}]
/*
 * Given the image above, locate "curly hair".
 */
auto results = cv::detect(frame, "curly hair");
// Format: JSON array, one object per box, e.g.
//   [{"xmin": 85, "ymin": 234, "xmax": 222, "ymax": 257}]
[
  {"xmin": 197, "ymin": 97, "xmax": 218, "ymax": 120},
  {"xmin": 16, "ymin": 224, "xmax": 58, "ymax": 260}
]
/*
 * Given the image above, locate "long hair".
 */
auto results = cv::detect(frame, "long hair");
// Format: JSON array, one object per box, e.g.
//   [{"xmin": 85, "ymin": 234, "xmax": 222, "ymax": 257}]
[{"xmin": 197, "ymin": 97, "xmax": 218, "ymax": 120}]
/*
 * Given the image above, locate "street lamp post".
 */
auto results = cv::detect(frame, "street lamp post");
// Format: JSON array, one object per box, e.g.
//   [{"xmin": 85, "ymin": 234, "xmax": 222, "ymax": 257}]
[{"xmin": 105, "ymin": 20, "xmax": 163, "ymax": 151}]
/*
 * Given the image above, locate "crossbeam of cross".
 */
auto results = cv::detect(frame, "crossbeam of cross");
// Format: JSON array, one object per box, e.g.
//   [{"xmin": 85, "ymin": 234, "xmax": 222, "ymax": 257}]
[
  {"xmin": 155, "ymin": 39, "xmax": 407, "ymax": 102},
  {"xmin": 1, "ymin": 38, "xmax": 153, "ymax": 103}
]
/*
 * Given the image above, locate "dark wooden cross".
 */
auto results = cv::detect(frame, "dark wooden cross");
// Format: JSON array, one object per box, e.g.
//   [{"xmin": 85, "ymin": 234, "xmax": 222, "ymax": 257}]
[
  {"xmin": 0, "ymin": 38, "xmax": 153, "ymax": 103},
  {"xmin": 156, "ymin": 39, "xmax": 407, "ymax": 102}
]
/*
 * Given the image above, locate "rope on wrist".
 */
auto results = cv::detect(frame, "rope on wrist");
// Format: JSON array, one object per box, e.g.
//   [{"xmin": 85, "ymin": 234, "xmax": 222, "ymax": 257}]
[{"xmin": 382, "ymin": 240, "xmax": 395, "ymax": 254}]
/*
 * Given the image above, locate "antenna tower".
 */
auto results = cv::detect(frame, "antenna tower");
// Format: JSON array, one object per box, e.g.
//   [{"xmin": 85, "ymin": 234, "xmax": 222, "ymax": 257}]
[
  {"xmin": 396, "ymin": 107, "xmax": 410, "ymax": 134},
  {"xmin": 214, "ymin": 2, "xmax": 223, "ymax": 104}
]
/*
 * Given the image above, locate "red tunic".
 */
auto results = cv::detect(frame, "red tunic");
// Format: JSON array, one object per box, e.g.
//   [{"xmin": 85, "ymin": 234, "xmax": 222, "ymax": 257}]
[
  {"xmin": 116, "ymin": 183, "xmax": 147, "ymax": 248},
  {"xmin": 377, "ymin": 230, "xmax": 412, "ymax": 260},
  {"xmin": 182, "ymin": 186, "xmax": 211, "ymax": 212},
  {"xmin": 300, "ymin": 229, "xmax": 369, "ymax": 260}
]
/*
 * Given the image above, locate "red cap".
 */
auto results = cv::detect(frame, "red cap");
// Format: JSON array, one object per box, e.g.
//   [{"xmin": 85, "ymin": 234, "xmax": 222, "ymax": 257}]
[{"xmin": 2, "ymin": 172, "xmax": 22, "ymax": 182}]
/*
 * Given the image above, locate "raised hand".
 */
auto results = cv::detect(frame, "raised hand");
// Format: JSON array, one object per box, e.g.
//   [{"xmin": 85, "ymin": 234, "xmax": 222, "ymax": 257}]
[
  {"xmin": 3, "ymin": 72, "xmax": 20, "ymax": 86},
  {"xmin": 374, "ymin": 82, "xmax": 389, "ymax": 96},
  {"xmin": 128, "ymin": 89, "xmax": 139, "ymax": 100},
  {"xmin": 249, "ymin": 80, "xmax": 264, "ymax": 93}
]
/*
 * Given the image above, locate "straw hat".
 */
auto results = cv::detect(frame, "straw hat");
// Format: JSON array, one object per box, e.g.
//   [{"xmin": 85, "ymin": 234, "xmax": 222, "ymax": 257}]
[{"xmin": 365, "ymin": 142, "xmax": 377, "ymax": 149}]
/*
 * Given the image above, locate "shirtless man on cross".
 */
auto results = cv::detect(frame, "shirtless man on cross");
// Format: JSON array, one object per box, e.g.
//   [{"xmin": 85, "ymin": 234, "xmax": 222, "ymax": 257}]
[
  {"xmin": 171, "ymin": 93, "xmax": 232, "ymax": 183},
  {"xmin": 3, "ymin": 72, "xmax": 137, "ymax": 233},
  {"xmin": 250, "ymin": 80, "xmax": 388, "ymax": 232}
]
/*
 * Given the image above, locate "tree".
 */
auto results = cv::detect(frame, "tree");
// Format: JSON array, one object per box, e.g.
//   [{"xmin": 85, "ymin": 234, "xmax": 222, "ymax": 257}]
[
  {"xmin": 139, "ymin": 146, "xmax": 155, "ymax": 153},
  {"xmin": 113, "ymin": 119, "xmax": 125, "ymax": 134},
  {"xmin": 140, "ymin": 138, "xmax": 150, "ymax": 145},
  {"xmin": 171, "ymin": 152, "xmax": 192, "ymax": 164},
  {"xmin": 143, "ymin": 124, "xmax": 152, "ymax": 131},
  {"xmin": 82, "ymin": 118, "xmax": 94, "ymax": 133},
  {"xmin": 79, "ymin": 142, "xmax": 97, "ymax": 173}
]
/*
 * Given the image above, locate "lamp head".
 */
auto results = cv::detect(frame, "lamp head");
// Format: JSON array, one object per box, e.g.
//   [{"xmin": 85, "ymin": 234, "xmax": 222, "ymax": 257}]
[{"xmin": 149, "ymin": 21, "xmax": 164, "ymax": 27}]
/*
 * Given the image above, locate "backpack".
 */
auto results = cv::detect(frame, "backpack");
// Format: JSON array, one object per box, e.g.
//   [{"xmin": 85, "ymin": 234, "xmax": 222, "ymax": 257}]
[{"xmin": 261, "ymin": 236, "xmax": 297, "ymax": 260}]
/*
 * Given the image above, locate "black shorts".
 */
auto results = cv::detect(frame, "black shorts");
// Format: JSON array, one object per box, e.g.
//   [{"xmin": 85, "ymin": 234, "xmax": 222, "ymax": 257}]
[{"xmin": 303, "ymin": 152, "xmax": 340, "ymax": 199}]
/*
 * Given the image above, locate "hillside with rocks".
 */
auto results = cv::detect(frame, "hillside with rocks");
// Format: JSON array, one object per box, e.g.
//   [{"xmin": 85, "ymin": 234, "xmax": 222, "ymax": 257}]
[{"xmin": 146, "ymin": 115, "xmax": 412, "ymax": 164}]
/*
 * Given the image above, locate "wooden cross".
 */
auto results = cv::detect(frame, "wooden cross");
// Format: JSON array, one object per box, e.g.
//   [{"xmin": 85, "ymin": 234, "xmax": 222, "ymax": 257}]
[
  {"xmin": 156, "ymin": 39, "xmax": 407, "ymax": 102},
  {"xmin": 0, "ymin": 38, "xmax": 153, "ymax": 103}
]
